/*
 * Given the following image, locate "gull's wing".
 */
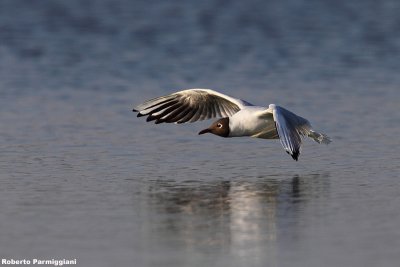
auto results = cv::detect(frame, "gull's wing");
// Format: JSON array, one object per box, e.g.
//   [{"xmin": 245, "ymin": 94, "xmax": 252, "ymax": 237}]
[
  {"xmin": 261, "ymin": 104, "xmax": 331, "ymax": 161},
  {"xmin": 133, "ymin": 89, "xmax": 253, "ymax": 124}
]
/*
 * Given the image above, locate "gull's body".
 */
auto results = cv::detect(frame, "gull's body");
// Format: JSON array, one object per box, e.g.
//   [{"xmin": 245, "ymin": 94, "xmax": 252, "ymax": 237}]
[
  {"xmin": 133, "ymin": 89, "xmax": 331, "ymax": 161},
  {"xmin": 228, "ymin": 106, "xmax": 278, "ymax": 139}
]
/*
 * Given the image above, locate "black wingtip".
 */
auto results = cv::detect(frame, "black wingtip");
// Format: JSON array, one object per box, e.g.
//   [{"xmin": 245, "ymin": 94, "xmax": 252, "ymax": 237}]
[
  {"xmin": 286, "ymin": 150, "xmax": 299, "ymax": 161},
  {"xmin": 133, "ymin": 109, "xmax": 146, "ymax": 117},
  {"xmin": 146, "ymin": 115, "xmax": 156, "ymax": 122},
  {"xmin": 291, "ymin": 151, "xmax": 299, "ymax": 161}
]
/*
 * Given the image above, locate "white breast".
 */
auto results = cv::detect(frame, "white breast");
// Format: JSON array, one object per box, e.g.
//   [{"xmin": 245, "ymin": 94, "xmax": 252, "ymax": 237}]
[{"xmin": 228, "ymin": 106, "xmax": 274, "ymax": 137}]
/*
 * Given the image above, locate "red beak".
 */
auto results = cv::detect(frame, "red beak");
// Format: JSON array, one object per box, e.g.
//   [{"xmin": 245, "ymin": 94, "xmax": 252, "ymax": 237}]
[{"xmin": 198, "ymin": 128, "xmax": 211, "ymax": 135}]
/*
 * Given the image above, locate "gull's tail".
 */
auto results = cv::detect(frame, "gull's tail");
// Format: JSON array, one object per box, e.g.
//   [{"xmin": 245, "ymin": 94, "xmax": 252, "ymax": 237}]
[{"xmin": 308, "ymin": 130, "xmax": 332, "ymax": 144}]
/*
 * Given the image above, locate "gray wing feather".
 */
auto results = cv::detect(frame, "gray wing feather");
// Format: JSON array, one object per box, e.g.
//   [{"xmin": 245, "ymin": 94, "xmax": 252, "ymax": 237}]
[
  {"xmin": 272, "ymin": 105, "xmax": 312, "ymax": 161},
  {"xmin": 267, "ymin": 105, "xmax": 331, "ymax": 160},
  {"xmin": 133, "ymin": 89, "xmax": 252, "ymax": 124}
]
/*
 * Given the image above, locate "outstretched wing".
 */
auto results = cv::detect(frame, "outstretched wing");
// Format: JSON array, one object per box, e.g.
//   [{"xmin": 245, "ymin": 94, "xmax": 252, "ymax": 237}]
[
  {"xmin": 133, "ymin": 89, "xmax": 253, "ymax": 124},
  {"xmin": 261, "ymin": 104, "xmax": 315, "ymax": 161}
]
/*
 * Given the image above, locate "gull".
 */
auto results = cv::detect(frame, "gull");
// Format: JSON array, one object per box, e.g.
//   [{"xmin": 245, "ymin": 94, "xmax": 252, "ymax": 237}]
[{"xmin": 132, "ymin": 89, "xmax": 331, "ymax": 161}]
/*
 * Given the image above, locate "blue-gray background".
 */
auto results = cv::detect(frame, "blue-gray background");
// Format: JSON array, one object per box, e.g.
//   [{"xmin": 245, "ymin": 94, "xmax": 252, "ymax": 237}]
[{"xmin": 0, "ymin": 1, "xmax": 399, "ymax": 267}]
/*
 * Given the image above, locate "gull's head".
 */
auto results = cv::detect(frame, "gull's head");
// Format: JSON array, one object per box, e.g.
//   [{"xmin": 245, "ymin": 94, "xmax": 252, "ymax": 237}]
[{"xmin": 198, "ymin": 117, "xmax": 230, "ymax": 137}]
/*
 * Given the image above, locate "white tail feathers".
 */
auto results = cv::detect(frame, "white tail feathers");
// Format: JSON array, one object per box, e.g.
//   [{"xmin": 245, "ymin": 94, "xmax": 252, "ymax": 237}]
[{"xmin": 308, "ymin": 130, "xmax": 332, "ymax": 144}]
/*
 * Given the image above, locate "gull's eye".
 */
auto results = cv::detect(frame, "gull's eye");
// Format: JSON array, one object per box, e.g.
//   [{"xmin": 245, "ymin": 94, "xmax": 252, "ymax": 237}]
[{"xmin": 217, "ymin": 123, "xmax": 222, "ymax": 128}]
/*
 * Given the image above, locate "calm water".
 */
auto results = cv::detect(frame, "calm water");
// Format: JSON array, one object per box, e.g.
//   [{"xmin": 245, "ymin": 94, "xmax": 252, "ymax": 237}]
[{"xmin": 1, "ymin": 1, "xmax": 400, "ymax": 267}]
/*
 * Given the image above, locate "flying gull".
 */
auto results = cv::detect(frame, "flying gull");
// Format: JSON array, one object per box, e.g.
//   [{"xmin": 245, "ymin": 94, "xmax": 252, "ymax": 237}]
[{"xmin": 133, "ymin": 89, "xmax": 331, "ymax": 161}]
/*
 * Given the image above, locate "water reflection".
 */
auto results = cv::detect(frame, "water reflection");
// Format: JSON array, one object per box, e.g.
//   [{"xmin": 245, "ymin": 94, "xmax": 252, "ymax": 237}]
[{"xmin": 141, "ymin": 174, "xmax": 330, "ymax": 266}]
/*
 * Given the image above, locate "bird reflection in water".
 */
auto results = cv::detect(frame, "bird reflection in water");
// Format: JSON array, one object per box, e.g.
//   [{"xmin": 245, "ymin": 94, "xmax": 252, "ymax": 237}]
[{"xmin": 141, "ymin": 174, "xmax": 329, "ymax": 266}]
